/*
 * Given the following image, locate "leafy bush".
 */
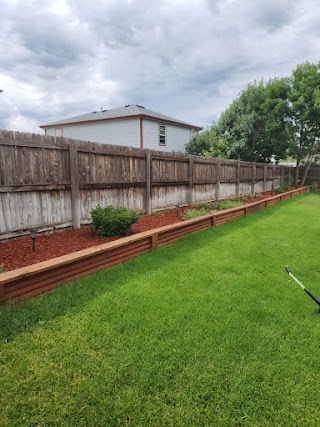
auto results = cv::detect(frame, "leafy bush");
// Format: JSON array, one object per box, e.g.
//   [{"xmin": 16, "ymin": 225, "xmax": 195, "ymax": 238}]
[
  {"xmin": 275, "ymin": 184, "xmax": 290, "ymax": 194},
  {"xmin": 195, "ymin": 199, "xmax": 243, "ymax": 211},
  {"xmin": 197, "ymin": 199, "xmax": 243, "ymax": 212},
  {"xmin": 216, "ymin": 200, "xmax": 244, "ymax": 210},
  {"xmin": 182, "ymin": 209, "xmax": 208, "ymax": 220},
  {"xmin": 91, "ymin": 205, "xmax": 139, "ymax": 236},
  {"xmin": 196, "ymin": 202, "xmax": 216, "ymax": 210}
]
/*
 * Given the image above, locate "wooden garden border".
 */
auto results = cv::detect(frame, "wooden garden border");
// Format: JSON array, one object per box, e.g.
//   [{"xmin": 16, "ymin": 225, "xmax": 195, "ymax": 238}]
[{"xmin": 0, "ymin": 186, "xmax": 311, "ymax": 303}]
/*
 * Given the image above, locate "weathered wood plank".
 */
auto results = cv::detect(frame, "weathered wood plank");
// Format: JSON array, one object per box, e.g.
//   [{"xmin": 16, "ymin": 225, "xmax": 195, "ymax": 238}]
[{"xmin": 69, "ymin": 142, "xmax": 81, "ymax": 229}]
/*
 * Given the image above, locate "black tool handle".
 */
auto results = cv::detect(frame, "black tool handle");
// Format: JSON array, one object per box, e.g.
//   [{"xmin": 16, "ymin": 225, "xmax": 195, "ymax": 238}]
[{"xmin": 304, "ymin": 288, "xmax": 320, "ymax": 307}]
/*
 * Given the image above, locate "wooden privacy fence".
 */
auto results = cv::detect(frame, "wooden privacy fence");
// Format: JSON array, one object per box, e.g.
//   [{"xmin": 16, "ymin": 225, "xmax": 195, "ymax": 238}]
[
  {"xmin": 0, "ymin": 186, "xmax": 311, "ymax": 302},
  {"xmin": 299, "ymin": 165, "xmax": 320, "ymax": 185},
  {"xmin": 0, "ymin": 130, "xmax": 295, "ymax": 239}
]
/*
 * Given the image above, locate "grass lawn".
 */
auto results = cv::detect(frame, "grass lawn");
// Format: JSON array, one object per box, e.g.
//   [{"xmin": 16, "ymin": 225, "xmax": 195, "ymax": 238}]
[{"xmin": 1, "ymin": 192, "xmax": 320, "ymax": 426}]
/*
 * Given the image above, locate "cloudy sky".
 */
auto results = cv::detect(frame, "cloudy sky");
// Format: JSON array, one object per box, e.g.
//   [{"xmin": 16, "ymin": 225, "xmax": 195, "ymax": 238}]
[{"xmin": 0, "ymin": 0, "xmax": 319, "ymax": 133}]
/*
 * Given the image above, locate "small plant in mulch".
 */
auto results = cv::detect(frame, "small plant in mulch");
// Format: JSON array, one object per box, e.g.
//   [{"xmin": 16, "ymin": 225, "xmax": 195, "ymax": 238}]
[
  {"xmin": 242, "ymin": 193, "xmax": 271, "ymax": 203},
  {"xmin": 215, "ymin": 200, "xmax": 244, "ymax": 210},
  {"xmin": 91, "ymin": 205, "xmax": 140, "ymax": 236},
  {"xmin": 182, "ymin": 209, "xmax": 209, "ymax": 220},
  {"xmin": 196, "ymin": 199, "xmax": 244, "ymax": 211},
  {"xmin": 242, "ymin": 193, "xmax": 262, "ymax": 199},
  {"xmin": 0, "ymin": 264, "xmax": 6, "ymax": 274},
  {"xmin": 182, "ymin": 200, "xmax": 245, "ymax": 221},
  {"xmin": 275, "ymin": 184, "xmax": 290, "ymax": 194},
  {"xmin": 151, "ymin": 210, "xmax": 165, "ymax": 217},
  {"xmin": 196, "ymin": 202, "xmax": 216, "ymax": 210}
]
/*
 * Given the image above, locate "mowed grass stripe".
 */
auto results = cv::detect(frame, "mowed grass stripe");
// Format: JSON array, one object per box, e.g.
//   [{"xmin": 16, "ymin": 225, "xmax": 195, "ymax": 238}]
[{"xmin": 0, "ymin": 192, "xmax": 320, "ymax": 426}]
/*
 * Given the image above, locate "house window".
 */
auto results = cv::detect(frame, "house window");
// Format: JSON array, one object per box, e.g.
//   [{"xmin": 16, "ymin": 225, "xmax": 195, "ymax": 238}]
[
  {"xmin": 55, "ymin": 128, "xmax": 63, "ymax": 137},
  {"xmin": 159, "ymin": 124, "xmax": 166, "ymax": 146}
]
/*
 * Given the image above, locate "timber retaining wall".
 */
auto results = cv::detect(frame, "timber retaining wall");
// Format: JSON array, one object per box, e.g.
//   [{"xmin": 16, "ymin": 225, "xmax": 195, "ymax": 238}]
[{"xmin": 0, "ymin": 186, "xmax": 311, "ymax": 303}]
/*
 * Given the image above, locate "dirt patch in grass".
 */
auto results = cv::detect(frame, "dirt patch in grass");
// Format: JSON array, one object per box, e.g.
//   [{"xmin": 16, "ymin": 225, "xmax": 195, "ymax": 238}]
[{"xmin": 0, "ymin": 192, "xmax": 274, "ymax": 271}]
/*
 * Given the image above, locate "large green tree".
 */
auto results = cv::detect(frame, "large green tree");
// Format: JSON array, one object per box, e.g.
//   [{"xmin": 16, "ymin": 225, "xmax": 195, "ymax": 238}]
[
  {"xmin": 286, "ymin": 62, "xmax": 320, "ymax": 184},
  {"xmin": 217, "ymin": 79, "xmax": 291, "ymax": 163},
  {"xmin": 186, "ymin": 62, "xmax": 320, "ymax": 185}
]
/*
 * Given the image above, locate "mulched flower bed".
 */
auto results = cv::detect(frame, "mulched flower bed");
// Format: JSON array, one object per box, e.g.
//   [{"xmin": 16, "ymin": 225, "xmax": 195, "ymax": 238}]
[{"xmin": 0, "ymin": 192, "xmax": 275, "ymax": 271}]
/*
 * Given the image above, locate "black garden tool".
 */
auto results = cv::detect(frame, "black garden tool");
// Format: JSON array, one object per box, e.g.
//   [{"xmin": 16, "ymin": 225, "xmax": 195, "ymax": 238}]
[{"xmin": 286, "ymin": 266, "xmax": 320, "ymax": 312}]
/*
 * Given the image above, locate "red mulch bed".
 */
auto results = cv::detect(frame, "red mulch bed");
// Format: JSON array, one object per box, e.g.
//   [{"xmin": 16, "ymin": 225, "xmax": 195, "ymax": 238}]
[{"xmin": 0, "ymin": 192, "xmax": 275, "ymax": 271}]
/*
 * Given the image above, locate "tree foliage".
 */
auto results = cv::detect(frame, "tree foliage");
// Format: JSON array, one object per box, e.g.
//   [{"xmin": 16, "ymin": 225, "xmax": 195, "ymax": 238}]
[
  {"xmin": 185, "ymin": 130, "xmax": 211, "ymax": 155},
  {"xmin": 185, "ymin": 125, "xmax": 230, "ymax": 158},
  {"xmin": 286, "ymin": 62, "xmax": 320, "ymax": 184},
  {"xmin": 186, "ymin": 62, "xmax": 320, "ymax": 185},
  {"xmin": 218, "ymin": 79, "xmax": 291, "ymax": 163}
]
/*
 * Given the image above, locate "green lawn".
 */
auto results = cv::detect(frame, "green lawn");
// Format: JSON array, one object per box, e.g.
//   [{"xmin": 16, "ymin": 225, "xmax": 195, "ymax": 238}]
[{"xmin": 1, "ymin": 193, "xmax": 320, "ymax": 426}]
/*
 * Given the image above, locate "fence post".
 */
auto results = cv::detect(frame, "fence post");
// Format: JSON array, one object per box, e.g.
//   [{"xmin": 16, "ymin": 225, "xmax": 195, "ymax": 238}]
[
  {"xmin": 252, "ymin": 163, "xmax": 256, "ymax": 194},
  {"xmin": 129, "ymin": 148, "xmax": 135, "ymax": 210},
  {"xmin": 236, "ymin": 161, "xmax": 240, "ymax": 197},
  {"xmin": 272, "ymin": 165, "xmax": 276, "ymax": 191},
  {"xmin": 215, "ymin": 160, "xmax": 221, "ymax": 201},
  {"xmin": 69, "ymin": 142, "xmax": 81, "ymax": 229},
  {"xmin": 188, "ymin": 158, "xmax": 194, "ymax": 205},
  {"xmin": 145, "ymin": 151, "xmax": 152, "ymax": 214},
  {"xmin": 263, "ymin": 165, "xmax": 267, "ymax": 192},
  {"xmin": 281, "ymin": 166, "xmax": 284, "ymax": 186}
]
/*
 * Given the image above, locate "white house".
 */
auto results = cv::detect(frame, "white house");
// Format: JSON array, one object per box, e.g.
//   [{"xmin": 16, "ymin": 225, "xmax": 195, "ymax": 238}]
[{"xmin": 40, "ymin": 105, "xmax": 202, "ymax": 152}]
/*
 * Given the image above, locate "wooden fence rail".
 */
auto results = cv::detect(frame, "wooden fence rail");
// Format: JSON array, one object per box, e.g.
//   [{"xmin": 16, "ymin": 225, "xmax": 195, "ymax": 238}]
[{"xmin": 0, "ymin": 130, "xmax": 296, "ymax": 239}]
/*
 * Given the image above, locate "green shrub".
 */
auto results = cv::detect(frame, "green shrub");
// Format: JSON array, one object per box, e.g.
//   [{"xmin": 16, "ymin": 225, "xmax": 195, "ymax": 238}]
[
  {"xmin": 312, "ymin": 181, "xmax": 319, "ymax": 191},
  {"xmin": 182, "ymin": 209, "xmax": 209, "ymax": 220},
  {"xmin": 216, "ymin": 200, "xmax": 244, "ymax": 210},
  {"xmin": 195, "ymin": 199, "xmax": 243, "ymax": 211},
  {"xmin": 275, "ymin": 184, "xmax": 289, "ymax": 194},
  {"xmin": 196, "ymin": 202, "xmax": 216, "ymax": 210},
  {"xmin": 0, "ymin": 264, "xmax": 6, "ymax": 274},
  {"xmin": 91, "ymin": 205, "xmax": 140, "ymax": 236}
]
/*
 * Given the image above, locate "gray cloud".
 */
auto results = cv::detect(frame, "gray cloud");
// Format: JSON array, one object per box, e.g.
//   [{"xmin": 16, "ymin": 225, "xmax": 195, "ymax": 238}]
[{"xmin": 0, "ymin": 0, "xmax": 319, "ymax": 132}]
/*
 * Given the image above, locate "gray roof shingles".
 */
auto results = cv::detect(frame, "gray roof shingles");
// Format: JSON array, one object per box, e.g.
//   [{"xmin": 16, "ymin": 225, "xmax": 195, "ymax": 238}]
[{"xmin": 40, "ymin": 105, "xmax": 202, "ymax": 130}]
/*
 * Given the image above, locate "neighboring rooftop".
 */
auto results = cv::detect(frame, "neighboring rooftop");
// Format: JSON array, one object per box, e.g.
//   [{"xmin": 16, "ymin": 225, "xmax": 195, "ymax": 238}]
[{"xmin": 40, "ymin": 104, "xmax": 202, "ymax": 130}]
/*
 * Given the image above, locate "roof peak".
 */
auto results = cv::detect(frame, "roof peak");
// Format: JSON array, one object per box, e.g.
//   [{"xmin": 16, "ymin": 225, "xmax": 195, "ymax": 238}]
[{"xmin": 40, "ymin": 104, "xmax": 202, "ymax": 130}]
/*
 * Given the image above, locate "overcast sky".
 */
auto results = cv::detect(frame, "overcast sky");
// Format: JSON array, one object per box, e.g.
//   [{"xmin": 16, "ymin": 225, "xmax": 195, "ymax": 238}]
[{"xmin": 0, "ymin": 0, "xmax": 319, "ymax": 134}]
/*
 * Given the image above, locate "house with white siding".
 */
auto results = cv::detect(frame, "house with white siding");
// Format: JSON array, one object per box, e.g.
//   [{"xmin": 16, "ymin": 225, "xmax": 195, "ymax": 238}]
[{"xmin": 40, "ymin": 105, "xmax": 202, "ymax": 152}]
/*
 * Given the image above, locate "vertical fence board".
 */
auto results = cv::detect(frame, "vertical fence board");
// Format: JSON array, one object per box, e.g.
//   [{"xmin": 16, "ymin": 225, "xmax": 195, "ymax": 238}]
[
  {"xmin": 236, "ymin": 162, "xmax": 240, "ymax": 197},
  {"xmin": 69, "ymin": 143, "xmax": 81, "ymax": 229},
  {"xmin": 188, "ymin": 158, "xmax": 194, "ymax": 205},
  {"xmin": 146, "ymin": 152, "xmax": 151, "ymax": 214},
  {"xmin": 215, "ymin": 161, "xmax": 221, "ymax": 201}
]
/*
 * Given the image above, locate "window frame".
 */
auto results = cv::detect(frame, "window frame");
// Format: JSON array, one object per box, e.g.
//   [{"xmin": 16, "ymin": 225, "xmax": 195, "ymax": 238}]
[
  {"xmin": 159, "ymin": 124, "xmax": 166, "ymax": 146},
  {"xmin": 54, "ymin": 128, "xmax": 63, "ymax": 137}
]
